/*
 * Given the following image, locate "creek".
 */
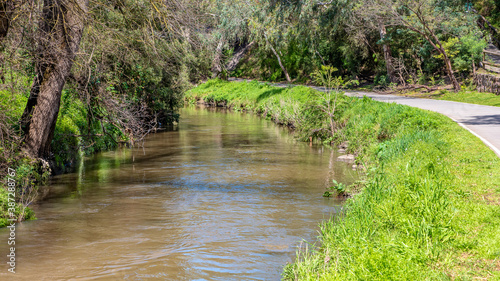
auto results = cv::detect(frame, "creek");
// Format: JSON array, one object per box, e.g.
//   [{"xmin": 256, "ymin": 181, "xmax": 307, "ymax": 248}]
[{"xmin": 0, "ymin": 106, "xmax": 358, "ymax": 280}]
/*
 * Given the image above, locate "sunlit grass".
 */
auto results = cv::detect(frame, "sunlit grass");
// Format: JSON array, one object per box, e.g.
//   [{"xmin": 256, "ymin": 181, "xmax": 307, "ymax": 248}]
[
  {"xmin": 436, "ymin": 90, "xmax": 500, "ymax": 107},
  {"xmin": 403, "ymin": 89, "xmax": 500, "ymax": 107}
]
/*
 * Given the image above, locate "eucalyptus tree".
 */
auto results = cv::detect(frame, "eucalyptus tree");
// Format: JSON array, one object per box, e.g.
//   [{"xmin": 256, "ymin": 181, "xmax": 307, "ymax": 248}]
[
  {"xmin": 360, "ymin": 0, "xmax": 483, "ymax": 91},
  {"xmin": 268, "ymin": 0, "xmax": 321, "ymax": 82},
  {"xmin": 243, "ymin": 0, "xmax": 374, "ymax": 81},
  {"xmin": 21, "ymin": 0, "xmax": 89, "ymax": 158},
  {"xmin": 348, "ymin": 0, "xmax": 398, "ymax": 82},
  {"xmin": 67, "ymin": 0, "xmax": 216, "ymax": 144},
  {"xmin": 238, "ymin": 0, "xmax": 294, "ymax": 82},
  {"xmin": 17, "ymin": 0, "xmax": 216, "ymax": 158},
  {"xmin": 207, "ymin": 0, "xmax": 255, "ymax": 77},
  {"xmin": 204, "ymin": 0, "xmax": 294, "ymax": 81},
  {"xmin": 310, "ymin": 0, "xmax": 373, "ymax": 76},
  {"xmin": 0, "ymin": 1, "xmax": 14, "ymax": 41}
]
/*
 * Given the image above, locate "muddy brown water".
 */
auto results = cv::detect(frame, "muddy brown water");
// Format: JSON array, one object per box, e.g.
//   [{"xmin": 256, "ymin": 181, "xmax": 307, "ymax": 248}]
[{"xmin": 0, "ymin": 107, "xmax": 357, "ymax": 280}]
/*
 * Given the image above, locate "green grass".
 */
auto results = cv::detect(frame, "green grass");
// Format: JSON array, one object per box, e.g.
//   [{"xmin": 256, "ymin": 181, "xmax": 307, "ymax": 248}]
[
  {"xmin": 186, "ymin": 79, "xmax": 500, "ymax": 280},
  {"xmin": 401, "ymin": 89, "xmax": 500, "ymax": 107},
  {"xmin": 0, "ymin": 89, "xmax": 28, "ymax": 120},
  {"xmin": 435, "ymin": 90, "xmax": 500, "ymax": 107},
  {"xmin": 0, "ymin": 85, "xmax": 36, "ymax": 227}
]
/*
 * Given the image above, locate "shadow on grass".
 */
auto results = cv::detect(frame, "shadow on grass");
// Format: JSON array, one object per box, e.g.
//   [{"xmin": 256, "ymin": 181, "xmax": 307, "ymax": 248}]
[{"xmin": 256, "ymin": 88, "xmax": 286, "ymax": 103}]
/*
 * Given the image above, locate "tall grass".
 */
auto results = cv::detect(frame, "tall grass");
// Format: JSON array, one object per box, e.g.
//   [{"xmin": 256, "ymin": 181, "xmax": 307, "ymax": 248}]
[{"xmin": 186, "ymin": 79, "xmax": 500, "ymax": 279}]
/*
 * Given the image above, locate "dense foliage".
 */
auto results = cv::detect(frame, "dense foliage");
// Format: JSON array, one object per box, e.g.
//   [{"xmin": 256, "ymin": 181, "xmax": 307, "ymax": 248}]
[
  {"xmin": 1, "ymin": 1, "xmax": 498, "ymax": 169},
  {"xmin": 216, "ymin": 0, "xmax": 491, "ymax": 89},
  {"xmin": 0, "ymin": 0, "xmax": 217, "ymax": 222}
]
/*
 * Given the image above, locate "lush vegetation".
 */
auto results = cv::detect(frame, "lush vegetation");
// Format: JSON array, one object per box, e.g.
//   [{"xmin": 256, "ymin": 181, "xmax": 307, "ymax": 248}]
[
  {"xmin": 186, "ymin": 79, "xmax": 500, "ymax": 280},
  {"xmin": 0, "ymin": 1, "xmax": 499, "ymax": 270},
  {"xmin": 0, "ymin": 1, "xmax": 213, "ymax": 223},
  {"xmin": 213, "ymin": 0, "xmax": 489, "ymax": 91}
]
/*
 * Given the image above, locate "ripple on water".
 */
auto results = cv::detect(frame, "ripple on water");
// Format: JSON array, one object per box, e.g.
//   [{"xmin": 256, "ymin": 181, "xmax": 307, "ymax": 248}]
[{"xmin": 0, "ymin": 107, "xmax": 357, "ymax": 280}]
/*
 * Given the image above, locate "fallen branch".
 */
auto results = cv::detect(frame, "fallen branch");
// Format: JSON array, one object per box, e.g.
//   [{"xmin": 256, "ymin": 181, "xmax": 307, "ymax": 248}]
[{"xmin": 383, "ymin": 84, "xmax": 444, "ymax": 94}]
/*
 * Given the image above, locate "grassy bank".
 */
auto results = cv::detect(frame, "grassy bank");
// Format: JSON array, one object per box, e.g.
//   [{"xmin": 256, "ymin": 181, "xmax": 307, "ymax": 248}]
[{"xmin": 186, "ymin": 79, "xmax": 500, "ymax": 279}]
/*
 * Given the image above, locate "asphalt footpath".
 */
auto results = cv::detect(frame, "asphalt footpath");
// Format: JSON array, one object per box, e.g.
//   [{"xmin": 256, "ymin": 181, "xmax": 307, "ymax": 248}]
[
  {"xmin": 343, "ymin": 91, "xmax": 500, "ymax": 158},
  {"xmin": 229, "ymin": 79, "xmax": 500, "ymax": 157}
]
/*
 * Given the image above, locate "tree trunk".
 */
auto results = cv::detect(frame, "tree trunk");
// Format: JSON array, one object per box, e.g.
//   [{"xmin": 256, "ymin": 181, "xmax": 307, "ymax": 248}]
[
  {"xmin": 264, "ymin": 34, "xmax": 291, "ymax": 83},
  {"xmin": 443, "ymin": 53, "xmax": 460, "ymax": 92},
  {"xmin": 425, "ymin": 40, "xmax": 460, "ymax": 91},
  {"xmin": 211, "ymin": 35, "xmax": 224, "ymax": 78},
  {"xmin": 379, "ymin": 22, "xmax": 396, "ymax": 83},
  {"xmin": 400, "ymin": 8, "xmax": 461, "ymax": 92},
  {"xmin": 0, "ymin": 1, "xmax": 15, "ymax": 83},
  {"xmin": 225, "ymin": 41, "xmax": 254, "ymax": 72},
  {"xmin": 405, "ymin": 24, "xmax": 461, "ymax": 92},
  {"xmin": 434, "ymin": 38, "xmax": 460, "ymax": 92},
  {"xmin": 21, "ymin": 0, "xmax": 88, "ymax": 158},
  {"xmin": 0, "ymin": 1, "xmax": 13, "ymax": 40}
]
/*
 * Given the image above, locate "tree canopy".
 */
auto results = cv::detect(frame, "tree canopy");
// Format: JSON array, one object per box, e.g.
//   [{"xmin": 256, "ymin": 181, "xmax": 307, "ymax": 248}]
[{"xmin": 0, "ymin": 0, "xmax": 495, "ymax": 162}]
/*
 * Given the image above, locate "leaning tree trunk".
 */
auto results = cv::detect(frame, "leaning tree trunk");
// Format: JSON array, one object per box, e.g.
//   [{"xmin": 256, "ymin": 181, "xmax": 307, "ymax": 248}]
[
  {"xmin": 225, "ymin": 41, "xmax": 254, "ymax": 72},
  {"xmin": 442, "ymin": 51, "xmax": 461, "ymax": 92},
  {"xmin": 264, "ymin": 34, "xmax": 291, "ymax": 83},
  {"xmin": 433, "ymin": 38, "xmax": 460, "ymax": 92},
  {"xmin": 211, "ymin": 35, "xmax": 224, "ymax": 78},
  {"xmin": 0, "ymin": 1, "xmax": 15, "ymax": 83},
  {"xmin": 420, "ymin": 29, "xmax": 461, "ymax": 92},
  {"xmin": 0, "ymin": 1, "xmax": 14, "ymax": 40},
  {"xmin": 21, "ymin": 0, "xmax": 88, "ymax": 158},
  {"xmin": 379, "ymin": 22, "xmax": 396, "ymax": 83}
]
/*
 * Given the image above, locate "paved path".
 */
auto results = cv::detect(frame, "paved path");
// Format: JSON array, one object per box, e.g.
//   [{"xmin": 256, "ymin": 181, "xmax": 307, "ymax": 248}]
[
  {"xmin": 343, "ymin": 91, "xmax": 500, "ymax": 157},
  {"xmin": 230, "ymin": 78, "xmax": 500, "ymax": 157}
]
